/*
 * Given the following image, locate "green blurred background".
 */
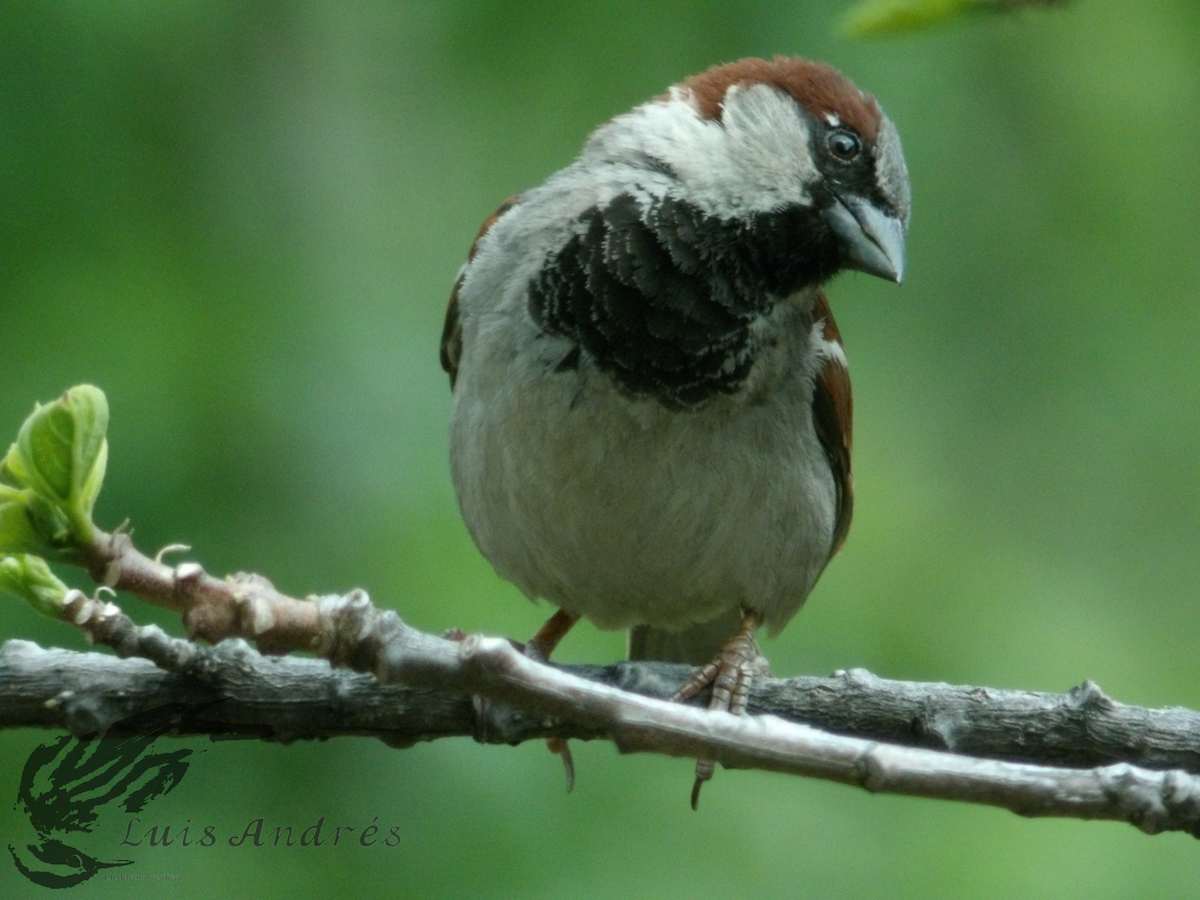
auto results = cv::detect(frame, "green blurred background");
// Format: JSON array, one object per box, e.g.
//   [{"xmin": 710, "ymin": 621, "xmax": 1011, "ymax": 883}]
[{"xmin": 2, "ymin": 1, "xmax": 1199, "ymax": 896}]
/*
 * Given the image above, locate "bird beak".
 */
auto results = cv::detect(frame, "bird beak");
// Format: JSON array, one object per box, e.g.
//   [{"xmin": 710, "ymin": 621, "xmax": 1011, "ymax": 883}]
[{"xmin": 825, "ymin": 195, "xmax": 907, "ymax": 285}]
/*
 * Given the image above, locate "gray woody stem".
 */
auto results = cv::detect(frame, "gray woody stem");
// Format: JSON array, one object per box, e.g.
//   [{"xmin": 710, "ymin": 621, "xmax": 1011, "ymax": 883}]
[
  {"xmin": 3, "ymin": 527, "xmax": 1199, "ymax": 837},
  {"xmin": 4, "ymin": 591, "xmax": 1200, "ymax": 837}
]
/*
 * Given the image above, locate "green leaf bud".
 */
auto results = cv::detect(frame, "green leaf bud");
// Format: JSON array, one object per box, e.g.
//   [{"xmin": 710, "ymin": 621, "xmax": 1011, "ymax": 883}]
[
  {"xmin": 0, "ymin": 553, "xmax": 70, "ymax": 619},
  {"xmin": 10, "ymin": 385, "xmax": 109, "ymax": 546}
]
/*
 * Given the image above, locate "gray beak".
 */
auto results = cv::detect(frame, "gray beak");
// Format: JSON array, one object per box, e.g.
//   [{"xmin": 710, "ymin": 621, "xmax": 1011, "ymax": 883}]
[{"xmin": 825, "ymin": 195, "xmax": 907, "ymax": 284}]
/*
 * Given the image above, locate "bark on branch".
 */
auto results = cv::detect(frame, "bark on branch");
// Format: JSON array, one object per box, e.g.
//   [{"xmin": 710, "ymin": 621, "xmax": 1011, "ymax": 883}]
[
  {"xmin": 5, "ymin": 639, "xmax": 1199, "ymax": 774},
  {"xmin": 3, "ymin": 525, "xmax": 1200, "ymax": 837}
]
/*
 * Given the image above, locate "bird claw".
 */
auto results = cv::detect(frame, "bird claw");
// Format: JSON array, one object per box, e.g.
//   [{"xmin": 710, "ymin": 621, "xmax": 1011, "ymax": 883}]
[
  {"xmin": 524, "ymin": 610, "xmax": 582, "ymax": 791},
  {"xmin": 671, "ymin": 611, "xmax": 767, "ymax": 808},
  {"xmin": 690, "ymin": 761, "xmax": 713, "ymax": 811},
  {"xmin": 470, "ymin": 609, "xmax": 581, "ymax": 791},
  {"xmin": 547, "ymin": 737, "xmax": 575, "ymax": 793}
]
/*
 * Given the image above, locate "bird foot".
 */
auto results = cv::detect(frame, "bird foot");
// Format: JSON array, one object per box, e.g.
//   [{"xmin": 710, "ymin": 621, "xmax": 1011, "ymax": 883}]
[
  {"xmin": 671, "ymin": 611, "xmax": 768, "ymax": 809},
  {"xmin": 524, "ymin": 610, "xmax": 580, "ymax": 791},
  {"xmin": 546, "ymin": 737, "xmax": 575, "ymax": 793},
  {"xmin": 471, "ymin": 609, "xmax": 580, "ymax": 791}
]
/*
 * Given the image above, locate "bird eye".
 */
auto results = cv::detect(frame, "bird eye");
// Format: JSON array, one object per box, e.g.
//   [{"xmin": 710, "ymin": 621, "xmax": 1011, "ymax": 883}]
[{"xmin": 826, "ymin": 129, "xmax": 862, "ymax": 161}]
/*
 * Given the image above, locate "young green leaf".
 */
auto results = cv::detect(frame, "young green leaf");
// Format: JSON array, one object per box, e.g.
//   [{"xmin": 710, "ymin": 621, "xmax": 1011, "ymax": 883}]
[
  {"xmin": 10, "ymin": 385, "xmax": 109, "ymax": 546},
  {"xmin": 0, "ymin": 485, "xmax": 52, "ymax": 555},
  {"xmin": 842, "ymin": 0, "xmax": 983, "ymax": 37},
  {"xmin": 0, "ymin": 553, "xmax": 69, "ymax": 619}
]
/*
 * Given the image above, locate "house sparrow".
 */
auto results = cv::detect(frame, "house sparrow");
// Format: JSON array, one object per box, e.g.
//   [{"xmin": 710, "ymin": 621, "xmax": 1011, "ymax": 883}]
[{"xmin": 442, "ymin": 56, "xmax": 910, "ymax": 804}]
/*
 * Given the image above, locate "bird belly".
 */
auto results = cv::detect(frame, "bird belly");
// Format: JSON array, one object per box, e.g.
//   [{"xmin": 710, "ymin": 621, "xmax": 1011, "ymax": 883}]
[{"xmin": 449, "ymin": 306, "xmax": 837, "ymax": 637}]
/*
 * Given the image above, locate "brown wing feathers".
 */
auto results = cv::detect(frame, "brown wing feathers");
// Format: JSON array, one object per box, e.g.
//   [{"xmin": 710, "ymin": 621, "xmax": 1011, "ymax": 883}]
[
  {"xmin": 440, "ymin": 195, "xmax": 521, "ymax": 388},
  {"xmin": 809, "ymin": 290, "xmax": 854, "ymax": 560}
]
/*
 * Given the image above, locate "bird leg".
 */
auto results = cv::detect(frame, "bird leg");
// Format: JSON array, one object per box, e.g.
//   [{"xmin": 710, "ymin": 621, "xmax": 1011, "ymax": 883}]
[
  {"xmin": 671, "ymin": 609, "xmax": 768, "ymax": 809},
  {"xmin": 470, "ymin": 608, "xmax": 581, "ymax": 789},
  {"xmin": 522, "ymin": 609, "xmax": 581, "ymax": 791},
  {"xmin": 523, "ymin": 608, "xmax": 580, "ymax": 663}
]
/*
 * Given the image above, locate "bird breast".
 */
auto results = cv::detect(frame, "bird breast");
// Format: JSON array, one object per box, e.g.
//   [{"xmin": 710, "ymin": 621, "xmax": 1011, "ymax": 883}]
[{"xmin": 448, "ymin": 290, "xmax": 839, "ymax": 636}]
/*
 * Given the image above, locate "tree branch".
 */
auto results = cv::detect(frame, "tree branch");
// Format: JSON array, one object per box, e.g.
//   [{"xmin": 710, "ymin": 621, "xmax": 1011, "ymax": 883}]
[
  {"xmin": 5, "ymin": 636, "xmax": 1200, "ymax": 772},
  {"xmin": 5, "ymin": 626, "xmax": 1200, "ymax": 838},
  {"xmin": 4, "ymin": 525, "xmax": 1200, "ymax": 837}
]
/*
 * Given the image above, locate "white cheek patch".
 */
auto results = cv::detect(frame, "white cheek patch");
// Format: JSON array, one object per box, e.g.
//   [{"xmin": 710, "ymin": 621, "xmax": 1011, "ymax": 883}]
[{"xmin": 698, "ymin": 83, "xmax": 817, "ymax": 216}]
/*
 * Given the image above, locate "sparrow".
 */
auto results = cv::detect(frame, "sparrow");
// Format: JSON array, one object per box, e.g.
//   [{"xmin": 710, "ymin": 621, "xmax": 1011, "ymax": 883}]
[{"xmin": 441, "ymin": 56, "xmax": 910, "ymax": 804}]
